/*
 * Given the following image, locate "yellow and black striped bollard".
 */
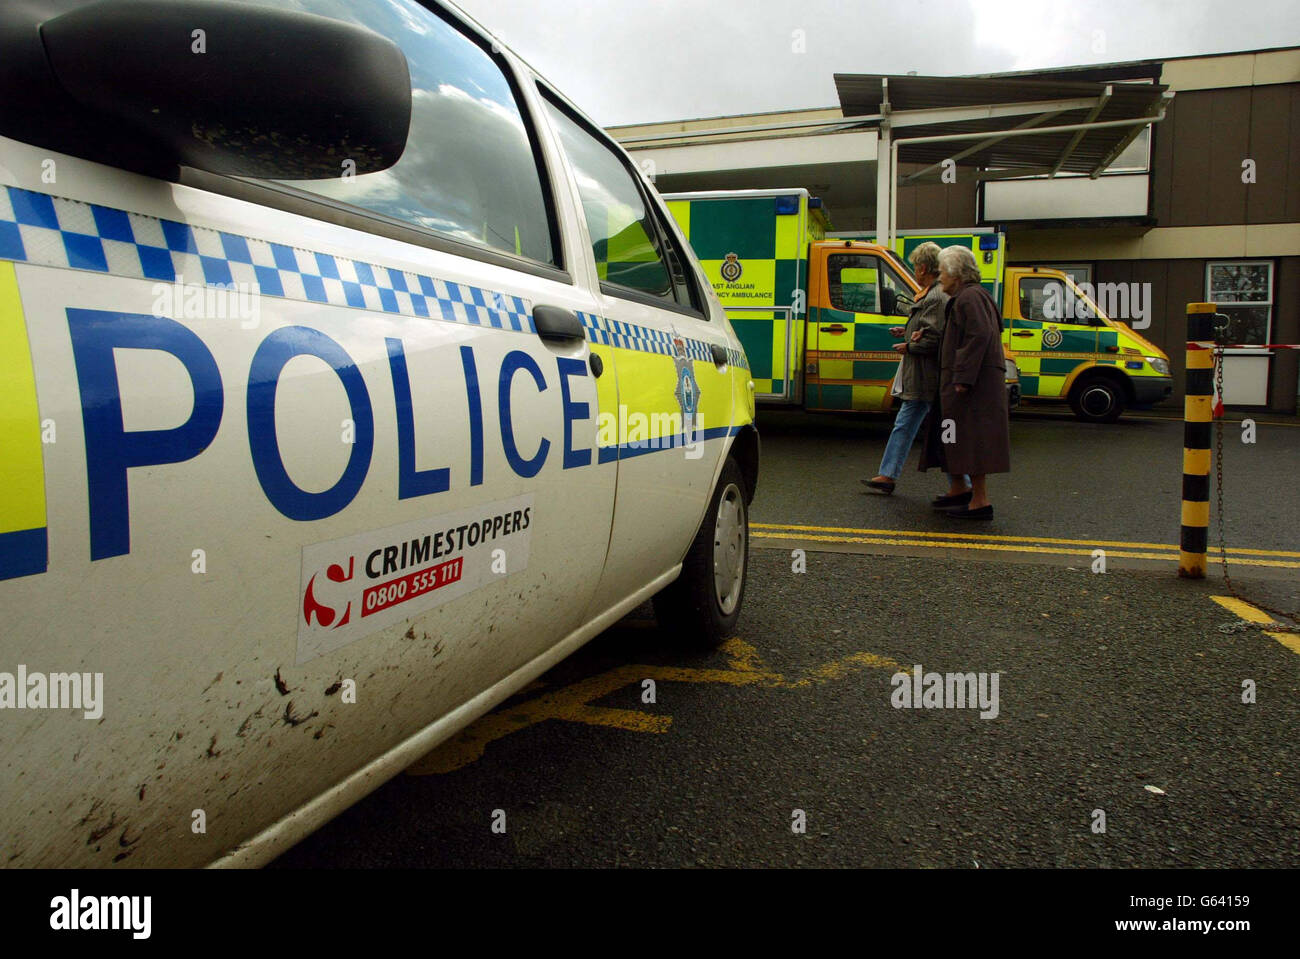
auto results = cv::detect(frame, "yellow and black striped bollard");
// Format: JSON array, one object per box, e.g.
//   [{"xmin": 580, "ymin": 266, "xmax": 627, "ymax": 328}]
[{"xmin": 1179, "ymin": 302, "xmax": 1216, "ymax": 578}]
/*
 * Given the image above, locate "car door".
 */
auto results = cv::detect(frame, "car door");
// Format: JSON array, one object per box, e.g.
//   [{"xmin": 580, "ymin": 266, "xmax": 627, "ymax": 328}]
[
  {"xmin": 1010, "ymin": 273, "xmax": 1099, "ymax": 399},
  {"xmin": 0, "ymin": 0, "xmax": 616, "ymax": 867},
  {"xmin": 807, "ymin": 249, "xmax": 913, "ymax": 411},
  {"xmin": 538, "ymin": 94, "xmax": 729, "ymax": 611}
]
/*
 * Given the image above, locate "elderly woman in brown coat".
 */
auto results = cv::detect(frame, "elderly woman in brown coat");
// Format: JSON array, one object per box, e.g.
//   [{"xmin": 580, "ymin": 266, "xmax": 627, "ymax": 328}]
[{"xmin": 919, "ymin": 245, "xmax": 1011, "ymax": 519}]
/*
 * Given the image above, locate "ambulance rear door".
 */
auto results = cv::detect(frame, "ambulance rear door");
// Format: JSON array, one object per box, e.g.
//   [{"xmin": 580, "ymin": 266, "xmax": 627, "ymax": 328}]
[{"xmin": 665, "ymin": 191, "xmax": 805, "ymax": 404}]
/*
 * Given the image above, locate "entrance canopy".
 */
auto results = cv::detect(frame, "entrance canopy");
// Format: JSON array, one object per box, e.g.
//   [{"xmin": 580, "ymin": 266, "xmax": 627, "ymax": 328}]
[
  {"xmin": 614, "ymin": 65, "xmax": 1173, "ymax": 240},
  {"xmin": 833, "ymin": 70, "xmax": 1171, "ymax": 243}
]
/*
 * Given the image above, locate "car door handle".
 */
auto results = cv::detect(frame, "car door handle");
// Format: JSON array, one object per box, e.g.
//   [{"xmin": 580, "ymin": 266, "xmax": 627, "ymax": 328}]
[
  {"xmin": 822, "ymin": 324, "xmax": 849, "ymax": 334},
  {"xmin": 710, "ymin": 343, "xmax": 727, "ymax": 366},
  {"xmin": 533, "ymin": 305, "xmax": 585, "ymax": 341},
  {"xmin": 1011, "ymin": 331, "xmax": 1033, "ymax": 338}
]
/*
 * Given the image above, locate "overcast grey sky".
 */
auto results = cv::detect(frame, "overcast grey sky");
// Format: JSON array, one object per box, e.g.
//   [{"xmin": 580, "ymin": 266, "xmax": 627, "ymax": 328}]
[{"xmin": 454, "ymin": 0, "xmax": 1300, "ymax": 126}]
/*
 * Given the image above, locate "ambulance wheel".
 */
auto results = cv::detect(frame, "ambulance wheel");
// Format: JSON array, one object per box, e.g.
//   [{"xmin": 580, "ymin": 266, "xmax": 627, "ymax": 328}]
[
  {"xmin": 653, "ymin": 457, "xmax": 749, "ymax": 650},
  {"xmin": 1069, "ymin": 377, "xmax": 1125, "ymax": 423}
]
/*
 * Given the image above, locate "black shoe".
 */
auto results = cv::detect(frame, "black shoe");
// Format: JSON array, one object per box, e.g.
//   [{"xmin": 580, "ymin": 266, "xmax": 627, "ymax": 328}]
[
  {"xmin": 932, "ymin": 490, "xmax": 972, "ymax": 509},
  {"xmin": 944, "ymin": 504, "xmax": 993, "ymax": 520},
  {"xmin": 861, "ymin": 478, "xmax": 895, "ymax": 495}
]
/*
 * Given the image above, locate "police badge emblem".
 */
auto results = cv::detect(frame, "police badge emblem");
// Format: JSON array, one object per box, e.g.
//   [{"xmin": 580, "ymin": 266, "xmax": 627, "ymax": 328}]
[
  {"xmin": 719, "ymin": 252, "xmax": 743, "ymax": 283},
  {"xmin": 671, "ymin": 336, "xmax": 701, "ymax": 437}
]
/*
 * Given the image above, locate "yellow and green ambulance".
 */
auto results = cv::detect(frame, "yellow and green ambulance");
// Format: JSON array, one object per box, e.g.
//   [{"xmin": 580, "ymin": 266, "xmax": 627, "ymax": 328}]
[
  {"xmin": 664, "ymin": 189, "xmax": 827, "ymax": 405},
  {"xmin": 664, "ymin": 188, "xmax": 1171, "ymax": 423},
  {"xmin": 829, "ymin": 229, "xmax": 1174, "ymax": 423}
]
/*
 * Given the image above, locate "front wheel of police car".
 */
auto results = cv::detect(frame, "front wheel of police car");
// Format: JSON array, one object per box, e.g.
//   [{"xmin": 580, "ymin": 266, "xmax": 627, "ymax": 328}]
[{"xmin": 654, "ymin": 457, "xmax": 750, "ymax": 649}]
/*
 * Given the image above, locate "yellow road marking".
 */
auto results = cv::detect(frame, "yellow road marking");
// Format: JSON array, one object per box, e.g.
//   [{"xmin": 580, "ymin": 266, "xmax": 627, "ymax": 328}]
[
  {"xmin": 754, "ymin": 530, "xmax": 1300, "ymax": 569},
  {"xmin": 1210, "ymin": 596, "xmax": 1276, "ymax": 624},
  {"xmin": 753, "ymin": 522, "xmax": 1300, "ymax": 558},
  {"xmin": 1269, "ymin": 633, "xmax": 1300, "ymax": 654},
  {"xmin": 407, "ymin": 638, "xmax": 903, "ymax": 775},
  {"xmin": 753, "ymin": 530, "xmax": 1182, "ymax": 562},
  {"xmin": 1211, "ymin": 596, "xmax": 1300, "ymax": 655}
]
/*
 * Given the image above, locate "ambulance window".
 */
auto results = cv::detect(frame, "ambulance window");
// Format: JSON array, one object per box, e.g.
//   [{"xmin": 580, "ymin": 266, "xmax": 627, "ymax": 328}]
[
  {"xmin": 1020, "ymin": 277, "xmax": 1101, "ymax": 325},
  {"xmin": 828, "ymin": 254, "xmax": 879, "ymax": 314},
  {"xmin": 247, "ymin": 0, "xmax": 557, "ymax": 267},
  {"xmin": 879, "ymin": 261, "xmax": 915, "ymax": 317},
  {"xmin": 542, "ymin": 99, "xmax": 676, "ymax": 304}
]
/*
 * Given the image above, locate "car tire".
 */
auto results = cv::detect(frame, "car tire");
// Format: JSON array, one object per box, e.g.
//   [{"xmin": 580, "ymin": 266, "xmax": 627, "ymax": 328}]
[
  {"xmin": 653, "ymin": 456, "xmax": 749, "ymax": 649},
  {"xmin": 1069, "ymin": 377, "xmax": 1125, "ymax": 423}
]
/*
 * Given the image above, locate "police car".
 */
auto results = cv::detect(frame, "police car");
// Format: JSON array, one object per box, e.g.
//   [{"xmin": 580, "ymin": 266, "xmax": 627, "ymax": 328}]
[{"xmin": 0, "ymin": 0, "xmax": 758, "ymax": 867}]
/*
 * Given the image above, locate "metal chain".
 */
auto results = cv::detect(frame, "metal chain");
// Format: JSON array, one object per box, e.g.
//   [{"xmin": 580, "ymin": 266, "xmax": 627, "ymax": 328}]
[{"xmin": 1212, "ymin": 341, "xmax": 1300, "ymax": 632}]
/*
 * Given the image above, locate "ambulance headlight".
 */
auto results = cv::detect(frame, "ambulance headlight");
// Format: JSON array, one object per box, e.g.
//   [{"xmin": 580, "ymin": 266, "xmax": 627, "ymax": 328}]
[{"xmin": 1146, "ymin": 356, "xmax": 1170, "ymax": 376}]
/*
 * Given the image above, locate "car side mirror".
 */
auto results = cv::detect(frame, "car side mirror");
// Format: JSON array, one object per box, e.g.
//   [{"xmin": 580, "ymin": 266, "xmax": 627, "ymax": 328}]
[{"xmin": 0, "ymin": 0, "xmax": 411, "ymax": 180}]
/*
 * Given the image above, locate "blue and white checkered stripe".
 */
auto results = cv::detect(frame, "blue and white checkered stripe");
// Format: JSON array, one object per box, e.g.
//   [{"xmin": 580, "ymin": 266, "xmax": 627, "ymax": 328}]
[
  {"xmin": 578, "ymin": 311, "xmax": 610, "ymax": 345},
  {"xmin": 0, "ymin": 185, "xmax": 752, "ymax": 368},
  {"xmin": 725, "ymin": 346, "xmax": 748, "ymax": 370},
  {"xmin": 602, "ymin": 319, "xmax": 672, "ymax": 356},
  {"xmin": 577, "ymin": 309, "xmax": 749, "ymax": 369},
  {"xmin": 678, "ymin": 337, "xmax": 710, "ymax": 362},
  {"xmin": 0, "ymin": 185, "xmax": 535, "ymax": 332}
]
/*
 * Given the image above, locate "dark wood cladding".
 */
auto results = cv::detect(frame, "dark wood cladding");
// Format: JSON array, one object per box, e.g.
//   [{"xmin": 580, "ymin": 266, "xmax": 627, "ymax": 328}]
[
  {"xmin": 1082, "ymin": 256, "xmax": 1299, "ymax": 412},
  {"xmin": 896, "ymin": 161, "xmax": 979, "ymax": 231},
  {"xmin": 1154, "ymin": 85, "xmax": 1300, "ymax": 226}
]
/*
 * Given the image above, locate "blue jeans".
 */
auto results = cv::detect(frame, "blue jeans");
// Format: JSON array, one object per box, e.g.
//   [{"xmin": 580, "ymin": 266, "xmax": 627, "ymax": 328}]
[{"xmin": 878, "ymin": 398, "xmax": 969, "ymax": 487}]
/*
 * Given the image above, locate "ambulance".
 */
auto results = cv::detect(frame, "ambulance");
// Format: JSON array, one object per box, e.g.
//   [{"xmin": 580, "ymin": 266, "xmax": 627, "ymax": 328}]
[
  {"xmin": 832, "ymin": 229, "xmax": 1175, "ymax": 423},
  {"xmin": 664, "ymin": 190, "xmax": 1172, "ymax": 422},
  {"xmin": 0, "ymin": 0, "xmax": 756, "ymax": 867}
]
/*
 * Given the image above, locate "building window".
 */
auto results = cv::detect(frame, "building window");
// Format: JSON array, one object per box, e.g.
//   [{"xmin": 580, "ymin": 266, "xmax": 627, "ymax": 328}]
[
  {"xmin": 1206, "ymin": 261, "xmax": 1273, "ymax": 346},
  {"xmin": 1104, "ymin": 125, "xmax": 1151, "ymax": 175}
]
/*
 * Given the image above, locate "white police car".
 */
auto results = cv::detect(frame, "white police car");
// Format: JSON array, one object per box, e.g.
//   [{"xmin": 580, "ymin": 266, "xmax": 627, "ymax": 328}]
[{"xmin": 0, "ymin": 0, "xmax": 757, "ymax": 867}]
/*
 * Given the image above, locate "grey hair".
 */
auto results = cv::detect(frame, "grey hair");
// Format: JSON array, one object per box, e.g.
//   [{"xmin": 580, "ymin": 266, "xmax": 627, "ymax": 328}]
[
  {"xmin": 908, "ymin": 241, "xmax": 941, "ymax": 275},
  {"xmin": 937, "ymin": 245, "xmax": 982, "ymax": 285}
]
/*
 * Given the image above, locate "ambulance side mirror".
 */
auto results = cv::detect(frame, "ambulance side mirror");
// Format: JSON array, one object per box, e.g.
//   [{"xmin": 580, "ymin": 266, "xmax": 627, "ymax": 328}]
[
  {"xmin": 0, "ymin": 0, "xmax": 411, "ymax": 180},
  {"xmin": 881, "ymin": 287, "xmax": 896, "ymax": 315}
]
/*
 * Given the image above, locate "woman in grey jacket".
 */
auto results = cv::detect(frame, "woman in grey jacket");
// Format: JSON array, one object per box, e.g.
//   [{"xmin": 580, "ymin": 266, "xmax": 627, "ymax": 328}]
[{"xmin": 863, "ymin": 242, "xmax": 968, "ymax": 499}]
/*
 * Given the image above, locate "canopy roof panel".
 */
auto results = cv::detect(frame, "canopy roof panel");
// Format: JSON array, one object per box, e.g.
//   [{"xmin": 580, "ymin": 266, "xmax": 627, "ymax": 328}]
[{"xmin": 835, "ymin": 71, "xmax": 1169, "ymax": 175}]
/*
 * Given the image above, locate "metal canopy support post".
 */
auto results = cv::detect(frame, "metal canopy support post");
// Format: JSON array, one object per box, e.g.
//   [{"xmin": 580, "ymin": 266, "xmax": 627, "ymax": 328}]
[
  {"xmin": 1050, "ymin": 85, "xmax": 1111, "ymax": 178},
  {"xmin": 1089, "ymin": 93, "xmax": 1173, "ymax": 177},
  {"xmin": 875, "ymin": 77, "xmax": 892, "ymax": 246},
  {"xmin": 887, "ymin": 96, "xmax": 1101, "ymax": 129},
  {"xmin": 900, "ymin": 108, "xmax": 1073, "ymax": 186},
  {"xmin": 617, "ymin": 113, "xmax": 882, "ymax": 147},
  {"xmin": 975, "ymin": 166, "xmax": 1057, "ymax": 181}
]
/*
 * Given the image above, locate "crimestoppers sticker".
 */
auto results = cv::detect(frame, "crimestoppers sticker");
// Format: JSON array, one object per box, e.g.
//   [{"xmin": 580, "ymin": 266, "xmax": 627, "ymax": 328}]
[{"xmin": 296, "ymin": 494, "xmax": 534, "ymax": 664}]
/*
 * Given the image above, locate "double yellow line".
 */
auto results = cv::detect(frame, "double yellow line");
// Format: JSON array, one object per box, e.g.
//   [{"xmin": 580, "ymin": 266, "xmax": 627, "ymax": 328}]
[{"xmin": 751, "ymin": 522, "xmax": 1300, "ymax": 569}]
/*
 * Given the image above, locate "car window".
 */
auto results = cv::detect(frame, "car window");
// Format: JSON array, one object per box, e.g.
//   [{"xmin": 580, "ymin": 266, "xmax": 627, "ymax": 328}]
[
  {"xmin": 828, "ymin": 254, "xmax": 878, "ymax": 314},
  {"xmin": 541, "ymin": 99, "xmax": 676, "ymax": 303},
  {"xmin": 243, "ymin": 0, "xmax": 556, "ymax": 265}
]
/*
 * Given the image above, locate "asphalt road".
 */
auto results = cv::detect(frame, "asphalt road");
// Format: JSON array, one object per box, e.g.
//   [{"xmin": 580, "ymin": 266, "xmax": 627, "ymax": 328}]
[
  {"xmin": 271, "ymin": 411, "xmax": 1300, "ymax": 868},
  {"xmin": 271, "ymin": 550, "xmax": 1300, "ymax": 868},
  {"xmin": 751, "ymin": 406, "xmax": 1300, "ymax": 557}
]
